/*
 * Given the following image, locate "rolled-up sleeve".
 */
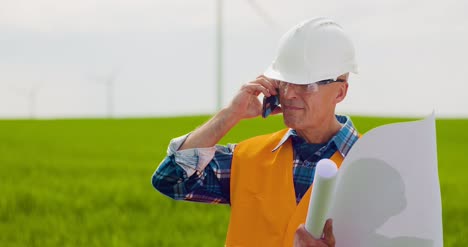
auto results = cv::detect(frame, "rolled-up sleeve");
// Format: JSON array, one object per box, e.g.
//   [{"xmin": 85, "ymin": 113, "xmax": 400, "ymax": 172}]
[
  {"xmin": 168, "ymin": 134, "xmax": 218, "ymax": 177},
  {"xmin": 152, "ymin": 133, "xmax": 235, "ymax": 204}
]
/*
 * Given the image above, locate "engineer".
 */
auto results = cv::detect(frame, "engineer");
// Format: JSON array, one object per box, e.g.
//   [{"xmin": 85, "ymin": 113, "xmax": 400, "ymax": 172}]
[{"xmin": 152, "ymin": 17, "xmax": 360, "ymax": 247}]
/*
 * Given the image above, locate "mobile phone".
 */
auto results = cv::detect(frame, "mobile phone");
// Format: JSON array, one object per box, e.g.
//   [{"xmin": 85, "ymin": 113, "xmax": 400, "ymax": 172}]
[{"xmin": 262, "ymin": 89, "xmax": 280, "ymax": 118}]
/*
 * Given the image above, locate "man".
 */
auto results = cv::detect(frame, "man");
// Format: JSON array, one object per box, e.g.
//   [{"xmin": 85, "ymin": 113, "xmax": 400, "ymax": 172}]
[{"xmin": 152, "ymin": 17, "xmax": 359, "ymax": 247}]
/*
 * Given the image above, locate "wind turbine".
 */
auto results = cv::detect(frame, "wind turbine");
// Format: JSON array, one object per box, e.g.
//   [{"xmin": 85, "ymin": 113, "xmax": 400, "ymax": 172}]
[
  {"xmin": 215, "ymin": 0, "xmax": 279, "ymax": 110},
  {"xmin": 7, "ymin": 83, "xmax": 44, "ymax": 119},
  {"xmin": 90, "ymin": 69, "xmax": 119, "ymax": 118}
]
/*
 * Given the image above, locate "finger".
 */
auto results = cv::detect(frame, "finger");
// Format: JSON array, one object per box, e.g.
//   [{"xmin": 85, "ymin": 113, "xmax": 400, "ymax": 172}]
[
  {"xmin": 295, "ymin": 224, "xmax": 326, "ymax": 247},
  {"xmin": 322, "ymin": 219, "xmax": 336, "ymax": 246},
  {"xmin": 294, "ymin": 224, "xmax": 310, "ymax": 246},
  {"xmin": 255, "ymin": 76, "xmax": 278, "ymax": 95},
  {"xmin": 297, "ymin": 224, "xmax": 307, "ymax": 233},
  {"xmin": 241, "ymin": 83, "xmax": 271, "ymax": 97},
  {"xmin": 258, "ymin": 75, "xmax": 280, "ymax": 89}
]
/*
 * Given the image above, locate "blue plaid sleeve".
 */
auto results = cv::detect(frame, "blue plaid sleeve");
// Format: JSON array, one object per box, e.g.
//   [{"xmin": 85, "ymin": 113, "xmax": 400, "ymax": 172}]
[{"xmin": 152, "ymin": 146, "xmax": 233, "ymax": 204}]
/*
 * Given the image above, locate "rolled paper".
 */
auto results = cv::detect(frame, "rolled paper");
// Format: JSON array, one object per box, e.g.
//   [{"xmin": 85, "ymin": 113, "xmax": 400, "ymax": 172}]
[{"xmin": 305, "ymin": 158, "xmax": 339, "ymax": 239}]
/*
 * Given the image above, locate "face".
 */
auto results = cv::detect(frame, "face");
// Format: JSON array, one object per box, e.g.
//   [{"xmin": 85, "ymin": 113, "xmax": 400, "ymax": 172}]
[{"xmin": 278, "ymin": 76, "xmax": 348, "ymax": 131}]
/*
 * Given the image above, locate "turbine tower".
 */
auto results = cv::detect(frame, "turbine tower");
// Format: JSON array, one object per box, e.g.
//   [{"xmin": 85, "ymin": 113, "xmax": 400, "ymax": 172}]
[
  {"xmin": 8, "ymin": 83, "xmax": 43, "ymax": 119},
  {"xmin": 215, "ymin": 0, "xmax": 278, "ymax": 110}
]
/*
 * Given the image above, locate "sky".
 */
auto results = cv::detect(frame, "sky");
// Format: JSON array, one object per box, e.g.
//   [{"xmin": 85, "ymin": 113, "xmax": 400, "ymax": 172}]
[{"xmin": 0, "ymin": 0, "xmax": 467, "ymax": 118}]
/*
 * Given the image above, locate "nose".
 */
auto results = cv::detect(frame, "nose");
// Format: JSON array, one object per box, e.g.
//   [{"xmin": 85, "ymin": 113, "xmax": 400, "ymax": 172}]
[{"xmin": 281, "ymin": 83, "xmax": 299, "ymax": 100}]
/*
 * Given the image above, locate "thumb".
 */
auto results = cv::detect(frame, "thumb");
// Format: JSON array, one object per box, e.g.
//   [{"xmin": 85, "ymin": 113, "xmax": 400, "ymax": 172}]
[{"xmin": 322, "ymin": 219, "xmax": 336, "ymax": 246}]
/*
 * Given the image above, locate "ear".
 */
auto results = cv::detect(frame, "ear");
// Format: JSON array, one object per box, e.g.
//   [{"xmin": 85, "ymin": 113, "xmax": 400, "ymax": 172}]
[{"xmin": 335, "ymin": 82, "xmax": 348, "ymax": 103}]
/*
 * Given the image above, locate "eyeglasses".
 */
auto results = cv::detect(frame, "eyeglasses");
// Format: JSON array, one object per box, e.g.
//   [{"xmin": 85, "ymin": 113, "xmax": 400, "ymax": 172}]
[{"xmin": 278, "ymin": 78, "xmax": 346, "ymax": 94}]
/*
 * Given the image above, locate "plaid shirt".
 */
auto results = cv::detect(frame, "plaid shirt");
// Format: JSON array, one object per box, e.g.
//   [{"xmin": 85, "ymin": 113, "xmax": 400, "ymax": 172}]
[{"xmin": 152, "ymin": 115, "xmax": 359, "ymax": 205}]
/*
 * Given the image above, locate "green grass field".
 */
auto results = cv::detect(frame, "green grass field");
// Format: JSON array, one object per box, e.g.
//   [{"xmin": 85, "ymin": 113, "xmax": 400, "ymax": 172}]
[{"xmin": 0, "ymin": 115, "xmax": 466, "ymax": 246}]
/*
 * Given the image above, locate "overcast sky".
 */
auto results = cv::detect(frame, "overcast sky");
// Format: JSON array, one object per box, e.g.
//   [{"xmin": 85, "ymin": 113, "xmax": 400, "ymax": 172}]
[{"xmin": 0, "ymin": 0, "xmax": 467, "ymax": 118}]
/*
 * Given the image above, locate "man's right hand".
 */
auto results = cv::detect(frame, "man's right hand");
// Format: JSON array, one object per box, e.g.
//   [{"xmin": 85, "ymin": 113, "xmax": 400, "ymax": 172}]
[
  {"xmin": 179, "ymin": 76, "xmax": 280, "ymax": 150},
  {"xmin": 225, "ymin": 75, "xmax": 280, "ymax": 121}
]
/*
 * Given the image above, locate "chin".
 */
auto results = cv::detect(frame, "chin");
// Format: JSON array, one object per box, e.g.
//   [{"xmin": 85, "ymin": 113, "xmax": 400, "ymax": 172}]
[{"xmin": 283, "ymin": 116, "xmax": 303, "ymax": 130}]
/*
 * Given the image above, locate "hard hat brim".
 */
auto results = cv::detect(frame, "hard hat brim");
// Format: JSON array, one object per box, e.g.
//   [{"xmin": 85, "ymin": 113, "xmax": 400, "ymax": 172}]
[{"xmin": 263, "ymin": 64, "xmax": 358, "ymax": 85}]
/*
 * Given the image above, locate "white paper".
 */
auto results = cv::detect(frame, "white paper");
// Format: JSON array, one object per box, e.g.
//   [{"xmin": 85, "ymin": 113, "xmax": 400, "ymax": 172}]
[
  {"xmin": 328, "ymin": 114, "xmax": 442, "ymax": 247},
  {"xmin": 305, "ymin": 159, "xmax": 338, "ymax": 238}
]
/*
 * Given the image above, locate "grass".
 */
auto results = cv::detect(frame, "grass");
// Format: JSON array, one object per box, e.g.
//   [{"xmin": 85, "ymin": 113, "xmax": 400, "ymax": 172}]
[{"xmin": 0, "ymin": 115, "xmax": 466, "ymax": 246}]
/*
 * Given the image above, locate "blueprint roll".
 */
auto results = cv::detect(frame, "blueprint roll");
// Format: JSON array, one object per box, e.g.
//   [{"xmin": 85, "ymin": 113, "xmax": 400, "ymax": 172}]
[{"xmin": 305, "ymin": 158, "xmax": 339, "ymax": 239}]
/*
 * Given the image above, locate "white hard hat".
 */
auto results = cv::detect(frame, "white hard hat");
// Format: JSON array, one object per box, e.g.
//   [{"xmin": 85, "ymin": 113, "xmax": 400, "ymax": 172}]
[{"xmin": 264, "ymin": 17, "xmax": 358, "ymax": 85}]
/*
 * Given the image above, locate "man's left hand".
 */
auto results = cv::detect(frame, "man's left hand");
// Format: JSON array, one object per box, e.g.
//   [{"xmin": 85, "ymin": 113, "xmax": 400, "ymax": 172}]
[{"xmin": 294, "ymin": 219, "xmax": 335, "ymax": 247}]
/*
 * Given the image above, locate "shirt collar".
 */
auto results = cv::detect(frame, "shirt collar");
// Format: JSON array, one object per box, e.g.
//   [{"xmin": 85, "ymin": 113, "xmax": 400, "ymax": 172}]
[{"xmin": 271, "ymin": 115, "xmax": 359, "ymax": 157}]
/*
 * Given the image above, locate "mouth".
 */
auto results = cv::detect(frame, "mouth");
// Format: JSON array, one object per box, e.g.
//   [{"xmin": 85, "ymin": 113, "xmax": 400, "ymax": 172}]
[{"xmin": 283, "ymin": 104, "xmax": 304, "ymax": 111}]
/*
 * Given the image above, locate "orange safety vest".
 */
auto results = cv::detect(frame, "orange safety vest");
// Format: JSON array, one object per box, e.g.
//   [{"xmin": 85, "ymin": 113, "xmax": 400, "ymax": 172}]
[{"xmin": 226, "ymin": 129, "xmax": 345, "ymax": 247}]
